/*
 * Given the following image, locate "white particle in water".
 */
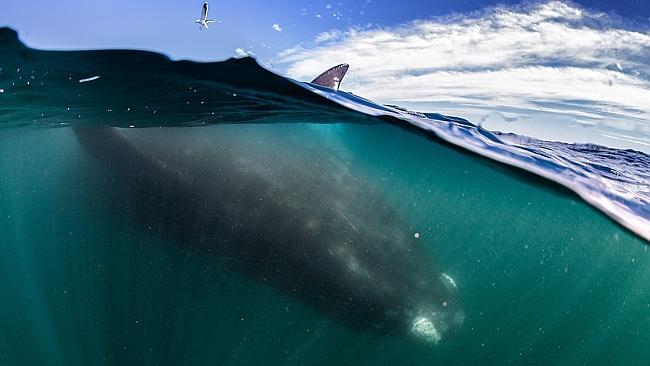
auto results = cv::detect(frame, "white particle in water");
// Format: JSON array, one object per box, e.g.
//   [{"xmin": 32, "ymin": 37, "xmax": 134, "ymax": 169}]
[
  {"xmin": 414, "ymin": 232, "xmax": 420, "ymax": 239},
  {"xmin": 0, "ymin": 89, "xmax": 4, "ymax": 93},
  {"xmin": 78, "ymin": 75, "xmax": 100, "ymax": 83}
]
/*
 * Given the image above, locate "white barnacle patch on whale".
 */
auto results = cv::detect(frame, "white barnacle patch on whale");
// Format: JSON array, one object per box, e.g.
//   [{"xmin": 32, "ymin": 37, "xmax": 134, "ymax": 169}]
[
  {"xmin": 440, "ymin": 273, "xmax": 458, "ymax": 293},
  {"xmin": 411, "ymin": 316, "xmax": 441, "ymax": 344}
]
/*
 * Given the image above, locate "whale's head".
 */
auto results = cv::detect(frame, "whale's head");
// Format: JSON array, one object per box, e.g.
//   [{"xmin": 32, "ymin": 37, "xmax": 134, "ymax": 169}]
[
  {"xmin": 330, "ymin": 218, "xmax": 466, "ymax": 345},
  {"xmin": 405, "ymin": 273, "xmax": 465, "ymax": 344}
]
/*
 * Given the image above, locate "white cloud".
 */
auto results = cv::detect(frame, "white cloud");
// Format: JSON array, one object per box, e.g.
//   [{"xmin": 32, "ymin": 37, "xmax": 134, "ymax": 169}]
[
  {"xmin": 234, "ymin": 48, "xmax": 253, "ymax": 58},
  {"xmin": 277, "ymin": 1, "xmax": 650, "ymax": 132},
  {"xmin": 272, "ymin": 23, "xmax": 283, "ymax": 32},
  {"xmin": 314, "ymin": 30, "xmax": 342, "ymax": 43}
]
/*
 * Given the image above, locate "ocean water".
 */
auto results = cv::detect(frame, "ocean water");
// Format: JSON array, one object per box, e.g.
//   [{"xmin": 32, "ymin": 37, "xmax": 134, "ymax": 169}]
[{"xmin": 1, "ymin": 27, "xmax": 650, "ymax": 365}]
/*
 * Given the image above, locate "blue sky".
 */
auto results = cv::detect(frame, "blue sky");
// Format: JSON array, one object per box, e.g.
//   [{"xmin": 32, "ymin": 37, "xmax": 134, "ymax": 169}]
[
  {"xmin": 1, "ymin": 0, "xmax": 647, "ymax": 62},
  {"xmin": 1, "ymin": 1, "xmax": 649, "ymax": 151}
]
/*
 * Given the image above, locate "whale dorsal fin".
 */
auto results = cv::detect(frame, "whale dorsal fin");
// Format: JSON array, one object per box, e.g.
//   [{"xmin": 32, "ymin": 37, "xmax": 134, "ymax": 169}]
[{"xmin": 311, "ymin": 64, "xmax": 349, "ymax": 90}]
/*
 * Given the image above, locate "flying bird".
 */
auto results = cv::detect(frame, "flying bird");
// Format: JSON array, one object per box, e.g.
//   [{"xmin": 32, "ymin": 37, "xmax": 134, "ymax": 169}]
[{"xmin": 195, "ymin": 2, "xmax": 218, "ymax": 30}]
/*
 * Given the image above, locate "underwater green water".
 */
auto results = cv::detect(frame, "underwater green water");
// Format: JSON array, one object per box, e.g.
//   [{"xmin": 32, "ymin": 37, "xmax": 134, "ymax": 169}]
[{"xmin": 1, "ymin": 122, "xmax": 648, "ymax": 365}]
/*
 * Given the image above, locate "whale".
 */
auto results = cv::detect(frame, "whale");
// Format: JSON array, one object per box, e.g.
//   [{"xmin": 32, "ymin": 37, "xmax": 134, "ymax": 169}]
[
  {"xmin": 311, "ymin": 63, "xmax": 349, "ymax": 90},
  {"xmin": 72, "ymin": 122, "xmax": 463, "ymax": 344}
]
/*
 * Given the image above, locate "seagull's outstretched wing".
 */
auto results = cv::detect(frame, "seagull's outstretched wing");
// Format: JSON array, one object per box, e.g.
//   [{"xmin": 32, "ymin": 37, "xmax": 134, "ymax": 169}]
[{"xmin": 200, "ymin": 2, "xmax": 208, "ymax": 21}]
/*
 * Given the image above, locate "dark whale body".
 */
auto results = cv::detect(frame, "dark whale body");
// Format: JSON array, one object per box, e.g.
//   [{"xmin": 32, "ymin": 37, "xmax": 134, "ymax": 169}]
[{"xmin": 73, "ymin": 125, "xmax": 463, "ymax": 343}]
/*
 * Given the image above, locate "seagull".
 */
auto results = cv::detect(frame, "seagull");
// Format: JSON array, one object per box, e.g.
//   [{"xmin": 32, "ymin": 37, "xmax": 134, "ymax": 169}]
[{"xmin": 195, "ymin": 2, "xmax": 218, "ymax": 30}]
